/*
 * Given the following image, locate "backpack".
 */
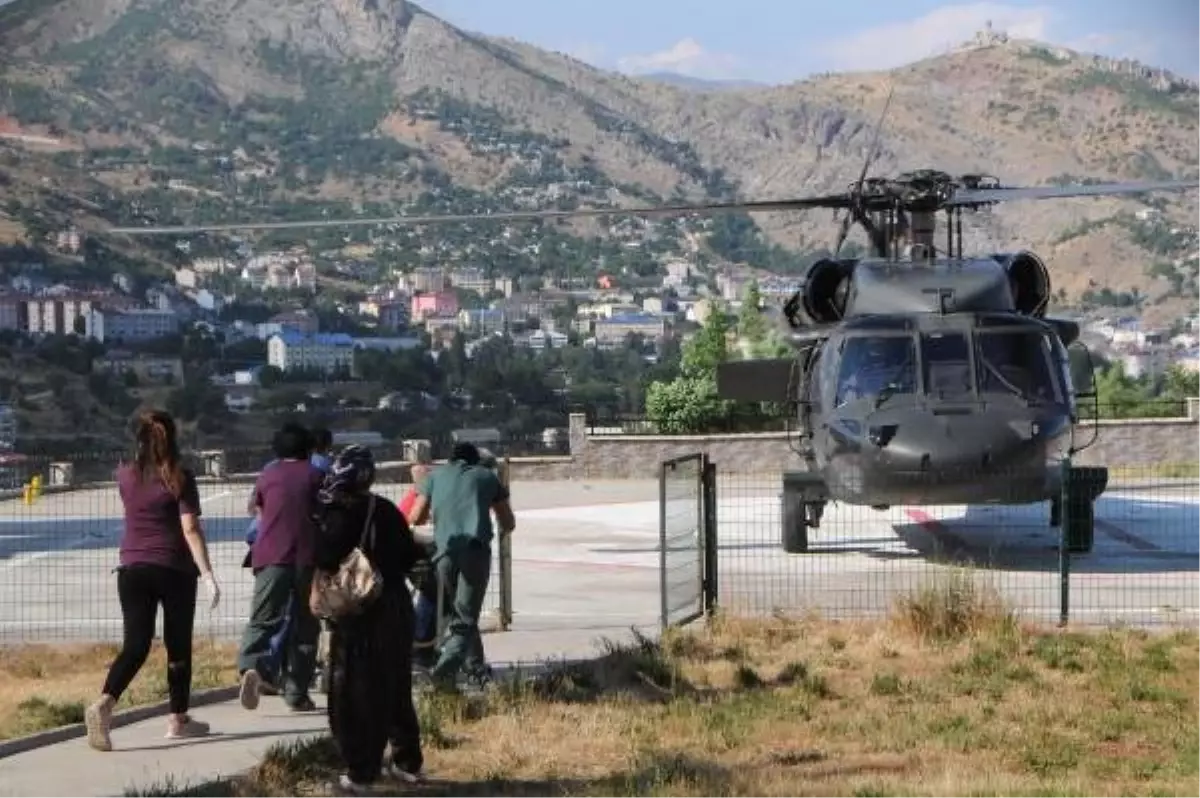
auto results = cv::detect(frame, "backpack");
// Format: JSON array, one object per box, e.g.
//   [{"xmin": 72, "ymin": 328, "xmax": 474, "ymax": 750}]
[{"xmin": 309, "ymin": 494, "xmax": 384, "ymax": 621}]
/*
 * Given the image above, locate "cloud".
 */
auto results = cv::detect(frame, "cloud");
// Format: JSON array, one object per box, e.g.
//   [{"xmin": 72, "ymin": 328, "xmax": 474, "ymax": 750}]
[
  {"xmin": 818, "ymin": 2, "xmax": 1058, "ymax": 72},
  {"xmin": 616, "ymin": 38, "xmax": 740, "ymax": 78}
]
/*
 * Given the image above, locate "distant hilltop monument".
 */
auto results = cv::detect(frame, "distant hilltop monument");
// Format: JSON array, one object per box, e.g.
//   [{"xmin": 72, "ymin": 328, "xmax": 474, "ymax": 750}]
[
  {"xmin": 955, "ymin": 20, "xmax": 1197, "ymax": 93},
  {"xmin": 970, "ymin": 20, "xmax": 1008, "ymax": 48}
]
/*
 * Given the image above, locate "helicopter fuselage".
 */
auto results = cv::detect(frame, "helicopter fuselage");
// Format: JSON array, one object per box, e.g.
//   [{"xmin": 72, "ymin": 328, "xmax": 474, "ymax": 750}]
[{"xmin": 800, "ymin": 310, "xmax": 1078, "ymax": 507}]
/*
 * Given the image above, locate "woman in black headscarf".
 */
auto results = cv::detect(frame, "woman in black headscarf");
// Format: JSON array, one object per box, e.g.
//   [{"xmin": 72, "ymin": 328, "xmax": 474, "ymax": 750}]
[{"xmin": 312, "ymin": 445, "xmax": 425, "ymax": 794}]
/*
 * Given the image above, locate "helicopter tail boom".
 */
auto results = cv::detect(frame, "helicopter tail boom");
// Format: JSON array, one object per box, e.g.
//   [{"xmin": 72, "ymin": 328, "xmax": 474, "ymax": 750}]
[{"xmin": 716, "ymin": 358, "xmax": 796, "ymax": 403}]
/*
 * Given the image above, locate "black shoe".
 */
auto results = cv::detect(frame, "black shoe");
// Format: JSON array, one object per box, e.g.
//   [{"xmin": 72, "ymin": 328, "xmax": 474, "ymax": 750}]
[
  {"xmin": 412, "ymin": 647, "xmax": 436, "ymax": 671},
  {"xmin": 462, "ymin": 665, "xmax": 494, "ymax": 692},
  {"xmin": 287, "ymin": 695, "xmax": 317, "ymax": 712}
]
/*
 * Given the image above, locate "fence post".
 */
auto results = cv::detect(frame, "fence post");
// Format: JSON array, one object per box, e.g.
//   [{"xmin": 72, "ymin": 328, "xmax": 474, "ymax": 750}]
[
  {"xmin": 659, "ymin": 460, "xmax": 669, "ymax": 632},
  {"xmin": 1058, "ymin": 456, "xmax": 1071, "ymax": 627},
  {"xmin": 702, "ymin": 456, "xmax": 719, "ymax": 619},
  {"xmin": 497, "ymin": 457, "xmax": 513, "ymax": 630}
]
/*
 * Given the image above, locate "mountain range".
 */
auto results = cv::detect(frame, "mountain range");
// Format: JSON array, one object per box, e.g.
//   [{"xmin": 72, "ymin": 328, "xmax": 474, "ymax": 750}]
[{"xmin": 0, "ymin": 0, "xmax": 1196, "ymax": 323}]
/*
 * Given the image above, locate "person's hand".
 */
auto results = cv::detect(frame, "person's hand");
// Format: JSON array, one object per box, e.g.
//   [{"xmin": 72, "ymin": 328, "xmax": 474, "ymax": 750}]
[{"xmin": 201, "ymin": 573, "xmax": 221, "ymax": 611}]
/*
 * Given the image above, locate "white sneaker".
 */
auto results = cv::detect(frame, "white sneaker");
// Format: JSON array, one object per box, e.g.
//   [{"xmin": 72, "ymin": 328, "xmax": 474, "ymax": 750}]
[
  {"xmin": 384, "ymin": 763, "xmax": 425, "ymax": 784},
  {"xmin": 165, "ymin": 716, "xmax": 210, "ymax": 739},
  {"xmin": 239, "ymin": 670, "xmax": 261, "ymax": 711},
  {"xmin": 84, "ymin": 699, "xmax": 113, "ymax": 752},
  {"xmin": 337, "ymin": 774, "xmax": 373, "ymax": 795}
]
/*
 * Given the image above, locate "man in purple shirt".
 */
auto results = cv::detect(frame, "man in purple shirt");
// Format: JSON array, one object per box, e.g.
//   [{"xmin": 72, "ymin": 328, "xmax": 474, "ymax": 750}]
[{"xmin": 236, "ymin": 422, "xmax": 325, "ymax": 713}]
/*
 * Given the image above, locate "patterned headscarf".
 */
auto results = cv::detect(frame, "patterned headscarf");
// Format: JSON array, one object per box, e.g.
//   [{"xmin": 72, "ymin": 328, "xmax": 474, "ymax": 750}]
[{"xmin": 318, "ymin": 444, "xmax": 376, "ymax": 505}]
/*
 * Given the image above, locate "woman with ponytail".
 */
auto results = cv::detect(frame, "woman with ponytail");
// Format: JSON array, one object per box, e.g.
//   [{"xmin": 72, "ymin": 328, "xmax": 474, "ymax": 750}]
[{"xmin": 84, "ymin": 408, "xmax": 221, "ymax": 751}]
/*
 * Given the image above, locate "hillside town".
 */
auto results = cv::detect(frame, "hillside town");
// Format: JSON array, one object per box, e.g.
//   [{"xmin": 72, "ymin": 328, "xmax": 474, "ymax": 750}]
[{"xmin": 0, "ymin": 224, "xmax": 806, "ymax": 422}]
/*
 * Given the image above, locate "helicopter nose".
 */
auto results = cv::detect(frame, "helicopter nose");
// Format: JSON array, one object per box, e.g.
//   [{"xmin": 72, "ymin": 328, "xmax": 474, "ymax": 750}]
[{"xmin": 873, "ymin": 412, "xmax": 1043, "ymax": 472}]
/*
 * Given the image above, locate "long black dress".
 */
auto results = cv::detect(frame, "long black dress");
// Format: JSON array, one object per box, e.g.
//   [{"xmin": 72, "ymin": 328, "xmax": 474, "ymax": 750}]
[{"xmin": 313, "ymin": 491, "xmax": 424, "ymax": 784}]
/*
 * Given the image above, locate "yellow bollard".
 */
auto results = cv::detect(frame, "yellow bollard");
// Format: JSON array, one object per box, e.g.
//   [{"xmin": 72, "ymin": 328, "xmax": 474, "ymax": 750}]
[
  {"xmin": 23, "ymin": 483, "xmax": 32, "ymax": 505},
  {"xmin": 30, "ymin": 475, "xmax": 42, "ymax": 501}
]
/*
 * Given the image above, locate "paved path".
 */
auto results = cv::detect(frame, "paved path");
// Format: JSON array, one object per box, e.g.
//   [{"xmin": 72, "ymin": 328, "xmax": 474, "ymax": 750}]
[
  {"xmin": 0, "ymin": 626, "xmax": 654, "ymax": 798},
  {"xmin": 0, "ymin": 477, "xmax": 1195, "ymax": 795}
]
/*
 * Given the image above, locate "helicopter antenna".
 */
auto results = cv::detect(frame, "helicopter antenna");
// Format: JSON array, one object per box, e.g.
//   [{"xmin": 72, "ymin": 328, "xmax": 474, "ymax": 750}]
[{"xmin": 833, "ymin": 85, "xmax": 894, "ymax": 259}]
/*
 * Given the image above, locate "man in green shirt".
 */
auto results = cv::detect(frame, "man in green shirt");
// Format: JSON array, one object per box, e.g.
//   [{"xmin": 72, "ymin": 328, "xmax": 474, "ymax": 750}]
[{"xmin": 408, "ymin": 443, "xmax": 515, "ymax": 690}]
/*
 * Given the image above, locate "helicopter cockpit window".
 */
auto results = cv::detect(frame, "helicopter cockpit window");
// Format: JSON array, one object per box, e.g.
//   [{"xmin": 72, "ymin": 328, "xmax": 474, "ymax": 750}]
[
  {"xmin": 976, "ymin": 329, "xmax": 1063, "ymax": 403},
  {"xmin": 835, "ymin": 336, "xmax": 916, "ymax": 406},
  {"xmin": 921, "ymin": 332, "xmax": 973, "ymax": 399}
]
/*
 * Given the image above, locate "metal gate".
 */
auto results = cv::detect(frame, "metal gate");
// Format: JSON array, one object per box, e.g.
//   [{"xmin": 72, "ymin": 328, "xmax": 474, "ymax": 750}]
[{"xmin": 659, "ymin": 453, "xmax": 717, "ymax": 630}]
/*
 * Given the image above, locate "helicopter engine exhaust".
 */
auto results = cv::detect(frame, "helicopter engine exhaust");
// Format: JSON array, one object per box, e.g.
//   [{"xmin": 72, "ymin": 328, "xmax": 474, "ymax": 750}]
[
  {"xmin": 798, "ymin": 257, "xmax": 855, "ymax": 326},
  {"xmin": 993, "ymin": 250, "xmax": 1051, "ymax": 317}
]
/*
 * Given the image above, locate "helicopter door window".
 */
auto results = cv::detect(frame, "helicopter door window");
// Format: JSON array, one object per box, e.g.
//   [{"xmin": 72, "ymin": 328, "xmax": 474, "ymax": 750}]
[
  {"xmin": 834, "ymin": 336, "xmax": 916, "ymax": 407},
  {"xmin": 920, "ymin": 332, "xmax": 973, "ymax": 399},
  {"xmin": 976, "ymin": 330, "xmax": 1063, "ymax": 403}
]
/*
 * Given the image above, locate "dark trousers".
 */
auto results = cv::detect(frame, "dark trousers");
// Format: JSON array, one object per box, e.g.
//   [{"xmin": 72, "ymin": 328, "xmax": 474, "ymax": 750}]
[
  {"xmin": 328, "ymin": 589, "xmax": 423, "ymax": 783},
  {"xmin": 237, "ymin": 564, "xmax": 319, "ymax": 703},
  {"xmin": 430, "ymin": 541, "xmax": 491, "ymax": 684},
  {"xmin": 102, "ymin": 564, "xmax": 198, "ymax": 715}
]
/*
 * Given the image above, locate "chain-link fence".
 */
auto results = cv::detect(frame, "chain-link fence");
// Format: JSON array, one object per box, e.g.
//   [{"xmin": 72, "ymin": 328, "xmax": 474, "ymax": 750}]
[
  {"xmin": 0, "ymin": 453, "xmax": 512, "ymax": 644},
  {"xmin": 710, "ymin": 462, "xmax": 1198, "ymax": 628}
]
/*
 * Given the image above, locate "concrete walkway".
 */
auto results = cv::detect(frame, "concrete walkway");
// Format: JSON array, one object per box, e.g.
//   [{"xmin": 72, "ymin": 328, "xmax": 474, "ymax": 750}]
[{"xmin": 0, "ymin": 625, "xmax": 654, "ymax": 797}]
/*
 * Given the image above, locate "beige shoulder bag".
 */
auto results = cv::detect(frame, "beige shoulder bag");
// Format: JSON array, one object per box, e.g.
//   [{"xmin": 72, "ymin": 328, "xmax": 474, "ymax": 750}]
[{"xmin": 309, "ymin": 495, "xmax": 384, "ymax": 621}]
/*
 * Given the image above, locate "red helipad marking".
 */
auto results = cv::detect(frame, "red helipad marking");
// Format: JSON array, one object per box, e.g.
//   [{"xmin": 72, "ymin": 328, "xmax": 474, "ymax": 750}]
[{"xmin": 904, "ymin": 509, "xmax": 970, "ymax": 553}]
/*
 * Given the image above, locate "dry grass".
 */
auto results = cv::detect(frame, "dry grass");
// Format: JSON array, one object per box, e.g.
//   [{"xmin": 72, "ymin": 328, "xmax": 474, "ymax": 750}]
[
  {"xmin": 0, "ymin": 640, "xmax": 238, "ymax": 741},
  {"xmin": 134, "ymin": 574, "xmax": 1198, "ymax": 797}
]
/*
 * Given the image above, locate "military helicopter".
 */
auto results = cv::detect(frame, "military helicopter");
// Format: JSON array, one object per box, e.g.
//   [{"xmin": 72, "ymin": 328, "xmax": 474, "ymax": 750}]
[
  {"xmin": 709, "ymin": 165, "xmax": 1197, "ymax": 556},
  {"xmin": 106, "ymin": 136, "xmax": 1197, "ymax": 555}
]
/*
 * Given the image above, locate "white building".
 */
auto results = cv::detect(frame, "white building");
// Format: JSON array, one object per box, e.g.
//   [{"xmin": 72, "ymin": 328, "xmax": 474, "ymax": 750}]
[
  {"xmin": 0, "ymin": 403, "xmax": 16, "ymax": 450},
  {"xmin": 1118, "ymin": 348, "xmax": 1169, "ymax": 380},
  {"xmin": 267, "ymin": 332, "xmax": 355, "ymax": 374},
  {"xmin": 527, "ymin": 329, "xmax": 568, "ymax": 351},
  {"xmin": 88, "ymin": 308, "xmax": 179, "ymax": 343}
]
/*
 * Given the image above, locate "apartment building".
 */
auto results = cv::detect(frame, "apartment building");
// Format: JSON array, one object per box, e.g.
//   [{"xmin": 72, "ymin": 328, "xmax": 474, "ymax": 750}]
[
  {"xmin": 0, "ymin": 296, "xmax": 21, "ymax": 331},
  {"xmin": 267, "ymin": 332, "xmax": 355, "ymax": 374},
  {"xmin": 411, "ymin": 291, "xmax": 459, "ymax": 322},
  {"xmin": 594, "ymin": 313, "xmax": 668, "ymax": 347},
  {"xmin": 89, "ymin": 307, "xmax": 180, "ymax": 343},
  {"xmin": 24, "ymin": 295, "xmax": 99, "ymax": 336},
  {"xmin": 359, "ymin": 298, "xmax": 410, "ymax": 331},
  {"xmin": 400, "ymin": 268, "xmax": 450, "ymax": 293}
]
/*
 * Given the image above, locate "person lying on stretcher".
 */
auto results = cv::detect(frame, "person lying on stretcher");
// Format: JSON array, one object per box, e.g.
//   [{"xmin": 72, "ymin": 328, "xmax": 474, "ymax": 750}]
[{"xmin": 401, "ymin": 464, "xmax": 441, "ymax": 670}]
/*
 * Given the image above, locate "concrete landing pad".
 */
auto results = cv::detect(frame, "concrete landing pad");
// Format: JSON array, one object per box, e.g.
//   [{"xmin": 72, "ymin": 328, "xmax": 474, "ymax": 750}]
[{"xmin": 1, "ymin": 479, "xmax": 1195, "ymax": 643}]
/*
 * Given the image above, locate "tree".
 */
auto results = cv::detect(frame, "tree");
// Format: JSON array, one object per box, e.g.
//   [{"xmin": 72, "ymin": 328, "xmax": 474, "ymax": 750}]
[
  {"xmin": 735, "ymin": 280, "xmax": 789, "ymax": 360},
  {"xmin": 645, "ymin": 303, "xmax": 733, "ymax": 433}
]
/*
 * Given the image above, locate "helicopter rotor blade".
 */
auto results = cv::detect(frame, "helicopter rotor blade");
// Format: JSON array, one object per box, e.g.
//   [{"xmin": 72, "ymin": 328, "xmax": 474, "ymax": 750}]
[
  {"xmin": 835, "ymin": 85, "xmax": 895, "ymax": 258},
  {"xmin": 947, "ymin": 179, "xmax": 1198, "ymax": 207},
  {"xmin": 106, "ymin": 194, "xmax": 856, "ymax": 236}
]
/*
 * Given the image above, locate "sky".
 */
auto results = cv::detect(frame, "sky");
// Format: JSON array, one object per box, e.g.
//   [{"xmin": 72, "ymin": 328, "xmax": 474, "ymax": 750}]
[{"xmin": 416, "ymin": 0, "xmax": 1199, "ymax": 84}]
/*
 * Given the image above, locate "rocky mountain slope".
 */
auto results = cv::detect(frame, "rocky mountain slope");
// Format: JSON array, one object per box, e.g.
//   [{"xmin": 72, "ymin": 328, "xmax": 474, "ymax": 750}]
[{"xmin": 0, "ymin": 0, "xmax": 1196, "ymax": 318}]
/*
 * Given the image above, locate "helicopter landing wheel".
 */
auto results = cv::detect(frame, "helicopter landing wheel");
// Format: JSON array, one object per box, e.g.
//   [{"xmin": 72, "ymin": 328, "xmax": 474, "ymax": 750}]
[
  {"xmin": 782, "ymin": 491, "xmax": 809, "ymax": 554},
  {"xmin": 1062, "ymin": 466, "xmax": 1106, "ymax": 554}
]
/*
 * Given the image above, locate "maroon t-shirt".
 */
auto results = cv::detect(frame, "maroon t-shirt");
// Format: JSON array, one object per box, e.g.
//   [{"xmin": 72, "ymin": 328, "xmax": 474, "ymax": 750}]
[
  {"xmin": 250, "ymin": 459, "xmax": 323, "ymax": 570},
  {"xmin": 117, "ymin": 463, "xmax": 202, "ymax": 576}
]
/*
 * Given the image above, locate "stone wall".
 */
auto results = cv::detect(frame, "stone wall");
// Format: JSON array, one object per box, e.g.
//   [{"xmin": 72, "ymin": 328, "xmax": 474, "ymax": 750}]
[
  {"xmin": 15, "ymin": 402, "xmax": 1194, "ymax": 496},
  {"xmin": 500, "ymin": 401, "xmax": 1200, "ymax": 481}
]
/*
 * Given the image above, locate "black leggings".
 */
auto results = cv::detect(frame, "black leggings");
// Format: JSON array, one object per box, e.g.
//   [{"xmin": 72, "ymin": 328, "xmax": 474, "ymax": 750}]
[{"xmin": 102, "ymin": 564, "xmax": 198, "ymax": 715}]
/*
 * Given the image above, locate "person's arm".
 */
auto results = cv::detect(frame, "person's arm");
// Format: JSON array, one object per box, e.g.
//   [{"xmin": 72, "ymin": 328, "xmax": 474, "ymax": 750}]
[
  {"xmin": 491, "ymin": 476, "xmax": 515, "ymax": 534},
  {"xmin": 409, "ymin": 471, "xmax": 434, "ymax": 527},
  {"xmin": 246, "ymin": 480, "xmax": 261, "ymax": 517},
  {"xmin": 179, "ymin": 473, "xmax": 214, "ymax": 577}
]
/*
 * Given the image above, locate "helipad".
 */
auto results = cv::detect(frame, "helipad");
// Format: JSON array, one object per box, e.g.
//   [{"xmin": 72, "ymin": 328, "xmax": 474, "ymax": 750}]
[{"xmin": 0, "ymin": 478, "xmax": 1195, "ymax": 644}]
